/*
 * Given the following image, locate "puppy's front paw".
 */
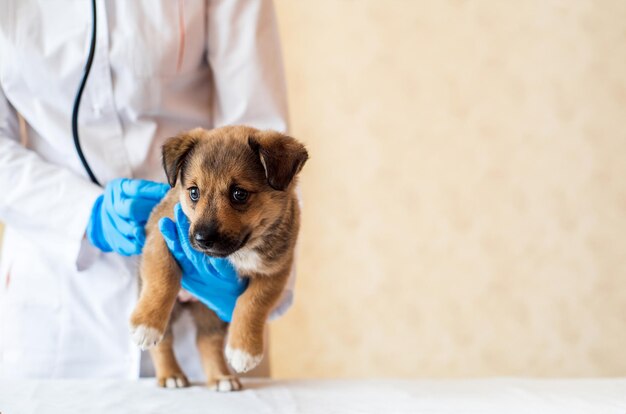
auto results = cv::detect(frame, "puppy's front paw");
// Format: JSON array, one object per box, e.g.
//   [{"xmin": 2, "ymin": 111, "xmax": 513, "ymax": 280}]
[
  {"xmin": 225, "ymin": 344, "xmax": 263, "ymax": 373},
  {"xmin": 131, "ymin": 324, "xmax": 163, "ymax": 350}
]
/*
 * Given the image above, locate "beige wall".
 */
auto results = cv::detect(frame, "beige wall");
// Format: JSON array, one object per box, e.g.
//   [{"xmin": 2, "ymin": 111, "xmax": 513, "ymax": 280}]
[{"xmin": 270, "ymin": 0, "xmax": 626, "ymax": 378}]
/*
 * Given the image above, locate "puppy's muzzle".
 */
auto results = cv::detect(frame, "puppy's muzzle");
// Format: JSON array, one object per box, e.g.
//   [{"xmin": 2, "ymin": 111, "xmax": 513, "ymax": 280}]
[
  {"xmin": 193, "ymin": 225, "xmax": 220, "ymax": 250},
  {"xmin": 191, "ymin": 226, "xmax": 248, "ymax": 257}
]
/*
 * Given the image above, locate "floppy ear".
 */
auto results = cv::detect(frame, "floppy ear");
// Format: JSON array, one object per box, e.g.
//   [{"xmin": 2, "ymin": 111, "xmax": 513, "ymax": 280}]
[
  {"xmin": 162, "ymin": 133, "xmax": 199, "ymax": 187},
  {"xmin": 248, "ymin": 132, "xmax": 308, "ymax": 191}
]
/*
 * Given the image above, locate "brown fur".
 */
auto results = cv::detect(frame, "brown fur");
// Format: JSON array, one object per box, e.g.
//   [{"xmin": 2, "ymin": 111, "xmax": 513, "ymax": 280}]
[{"xmin": 130, "ymin": 126, "xmax": 307, "ymax": 390}]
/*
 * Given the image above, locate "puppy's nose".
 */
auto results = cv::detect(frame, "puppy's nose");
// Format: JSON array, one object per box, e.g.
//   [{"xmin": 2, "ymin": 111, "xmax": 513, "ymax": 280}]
[{"xmin": 193, "ymin": 225, "xmax": 220, "ymax": 249}]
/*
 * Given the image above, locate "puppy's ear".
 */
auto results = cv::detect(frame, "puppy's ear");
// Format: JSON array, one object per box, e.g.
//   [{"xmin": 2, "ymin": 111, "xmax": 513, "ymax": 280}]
[
  {"xmin": 248, "ymin": 132, "xmax": 308, "ymax": 191},
  {"xmin": 162, "ymin": 133, "xmax": 199, "ymax": 187}
]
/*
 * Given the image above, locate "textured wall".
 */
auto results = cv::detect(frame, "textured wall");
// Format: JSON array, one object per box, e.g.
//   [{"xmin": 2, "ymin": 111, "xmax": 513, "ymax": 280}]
[{"xmin": 270, "ymin": 0, "xmax": 626, "ymax": 378}]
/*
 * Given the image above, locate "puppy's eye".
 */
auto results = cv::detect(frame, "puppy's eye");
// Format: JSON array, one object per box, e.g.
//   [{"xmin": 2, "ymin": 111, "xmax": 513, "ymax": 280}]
[
  {"xmin": 231, "ymin": 187, "xmax": 249, "ymax": 204},
  {"xmin": 189, "ymin": 187, "xmax": 200, "ymax": 202}
]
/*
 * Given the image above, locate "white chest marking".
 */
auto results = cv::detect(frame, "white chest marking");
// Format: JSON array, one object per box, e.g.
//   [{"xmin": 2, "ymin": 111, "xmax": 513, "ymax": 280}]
[{"xmin": 228, "ymin": 248, "xmax": 267, "ymax": 275}]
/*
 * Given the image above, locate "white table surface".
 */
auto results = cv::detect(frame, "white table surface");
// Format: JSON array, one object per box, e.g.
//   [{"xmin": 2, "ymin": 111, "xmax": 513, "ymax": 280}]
[{"xmin": 1, "ymin": 378, "xmax": 625, "ymax": 414}]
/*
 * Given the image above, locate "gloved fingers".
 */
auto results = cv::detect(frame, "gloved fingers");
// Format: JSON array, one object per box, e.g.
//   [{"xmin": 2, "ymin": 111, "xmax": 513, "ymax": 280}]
[
  {"xmin": 160, "ymin": 217, "xmax": 178, "ymax": 243},
  {"xmin": 106, "ymin": 208, "xmax": 137, "ymax": 239},
  {"xmin": 133, "ymin": 227, "xmax": 146, "ymax": 247},
  {"xmin": 111, "ymin": 178, "xmax": 167, "ymax": 222},
  {"xmin": 173, "ymin": 203, "xmax": 201, "ymax": 256},
  {"xmin": 191, "ymin": 259, "xmax": 246, "ymax": 295},
  {"xmin": 105, "ymin": 181, "xmax": 140, "ymax": 231},
  {"xmin": 115, "ymin": 196, "xmax": 161, "ymax": 223},
  {"xmin": 215, "ymin": 310, "xmax": 232, "ymax": 323},
  {"xmin": 88, "ymin": 185, "xmax": 142, "ymax": 255},
  {"xmin": 105, "ymin": 209, "xmax": 145, "ymax": 254},
  {"xmin": 207, "ymin": 257, "xmax": 240, "ymax": 282},
  {"xmin": 159, "ymin": 217, "xmax": 193, "ymax": 273},
  {"xmin": 111, "ymin": 230, "xmax": 142, "ymax": 256},
  {"xmin": 86, "ymin": 195, "xmax": 113, "ymax": 252},
  {"xmin": 212, "ymin": 274, "xmax": 249, "ymax": 295},
  {"xmin": 121, "ymin": 178, "xmax": 170, "ymax": 201},
  {"xmin": 161, "ymin": 214, "xmax": 212, "ymax": 285},
  {"xmin": 207, "ymin": 302, "xmax": 233, "ymax": 323},
  {"xmin": 173, "ymin": 203, "xmax": 191, "ymax": 237},
  {"xmin": 159, "ymin": 217, "xmax": 183, "ymax": 255},
  {"xmin": 173, "ymin": 204, "xmax": 218, "ymax": 274},
  {"xmin": 180, "ymin": 273, "xmax": 208, "ymax": 294},
  {"xmin": 185, "ymin": 273, "xmax": 246, "ymax": 297}
]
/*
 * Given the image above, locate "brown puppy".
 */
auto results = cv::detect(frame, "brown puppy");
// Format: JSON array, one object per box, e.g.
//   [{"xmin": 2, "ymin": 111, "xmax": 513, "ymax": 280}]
[{"xmin": 129, "ymin": 126, "xmax": 307, "ymax": 390}]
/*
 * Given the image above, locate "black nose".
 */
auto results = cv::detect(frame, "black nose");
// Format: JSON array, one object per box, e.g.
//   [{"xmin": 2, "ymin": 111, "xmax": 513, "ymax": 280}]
[{"xmin": 193, "ymin": 225, "xmax": 220, "ymax": 249}]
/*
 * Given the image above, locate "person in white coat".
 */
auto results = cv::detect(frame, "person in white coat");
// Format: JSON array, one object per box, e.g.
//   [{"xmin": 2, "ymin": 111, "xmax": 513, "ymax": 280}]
[{"xmin": 0, "ymin": 0, "xmax": 293, "ymax": 380}]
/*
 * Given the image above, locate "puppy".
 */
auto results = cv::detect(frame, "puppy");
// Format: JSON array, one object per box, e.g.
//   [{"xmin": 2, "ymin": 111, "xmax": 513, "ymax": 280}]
[{"xmin": 129, "ymin": 126, "xmax": 307, "ymax": 390}]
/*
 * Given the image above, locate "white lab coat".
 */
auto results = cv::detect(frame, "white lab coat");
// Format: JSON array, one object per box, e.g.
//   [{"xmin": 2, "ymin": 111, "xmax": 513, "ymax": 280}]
[{"xmin": 0, "ymin": 0, "xmax": 292, "ymax": 380}]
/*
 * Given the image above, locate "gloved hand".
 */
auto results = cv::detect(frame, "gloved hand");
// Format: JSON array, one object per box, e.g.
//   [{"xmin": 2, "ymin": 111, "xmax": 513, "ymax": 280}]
[
  {"xmin": 87, "ymin": 178, "xmax": 169, "ymax": 255},
  {"xmin": 159, "ymin": 203, "xmax": 248, "ymax": 322}
]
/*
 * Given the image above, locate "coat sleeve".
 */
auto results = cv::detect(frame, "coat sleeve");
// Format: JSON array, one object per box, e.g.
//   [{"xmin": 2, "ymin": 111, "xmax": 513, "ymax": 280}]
[
  {"xmin": 206, "ymin": 0, "xmax": 289, "ymax": 132},
  {"xmin": 0, "ymin": 83, "xmax": 102, "ymax": 265},
  {"xmin": 206, "ymin": 0, "xmax": 295, "ymax": 318}
]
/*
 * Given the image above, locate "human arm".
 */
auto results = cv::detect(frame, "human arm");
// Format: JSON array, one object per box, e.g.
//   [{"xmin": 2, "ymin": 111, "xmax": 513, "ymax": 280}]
[{"xmin": 0, "ymin": 83, "xmax": 102, "ymax": 265}]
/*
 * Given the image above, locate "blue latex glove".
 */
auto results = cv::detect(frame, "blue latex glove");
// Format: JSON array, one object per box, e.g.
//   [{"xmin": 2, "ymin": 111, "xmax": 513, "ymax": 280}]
[
  {"xmin": 159, "ymin": 203, "xmax": 248, "ymax": 322},
  {"xmin": 87, "ymin": 178, "xmax": 169, "ymax": 255}
]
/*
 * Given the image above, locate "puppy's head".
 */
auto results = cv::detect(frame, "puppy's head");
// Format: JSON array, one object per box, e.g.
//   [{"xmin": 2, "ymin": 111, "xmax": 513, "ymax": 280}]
[{"xmin": 162, "ymin": 126, "xmax": 308, "ymax": 258}]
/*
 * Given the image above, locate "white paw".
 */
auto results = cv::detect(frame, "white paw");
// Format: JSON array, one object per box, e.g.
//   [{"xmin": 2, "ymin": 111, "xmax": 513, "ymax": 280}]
[
  {"xmin": 225, "ymin": 345, "xmax": 263, "ymax": 373},
  {"xmin": 161, "ymin": 376, "xmax": 189, "ymax": 389},
  {"xmin": 131, "ymin": 325, "xmax": 163, "ymax": 350},
  {"xmin": 208, "ymin": 376, "xmax": 242, "ymax": 392}
]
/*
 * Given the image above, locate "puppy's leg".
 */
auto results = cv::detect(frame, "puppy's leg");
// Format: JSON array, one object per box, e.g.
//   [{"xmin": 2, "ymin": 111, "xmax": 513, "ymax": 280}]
[
  {"xmin": 149, "ymin": 317, "xmax": 189, "ymax": 388},
  {"xmin": 189, "ymin": 302, "xmax": 241, "ymax": 392},
  {"xmin": 131, "ymin": 236, "xmax": 181, "ymax": 349},
  {"xmin": 226, "ymin": 272, "xmax": 289, "ymax": 373}
]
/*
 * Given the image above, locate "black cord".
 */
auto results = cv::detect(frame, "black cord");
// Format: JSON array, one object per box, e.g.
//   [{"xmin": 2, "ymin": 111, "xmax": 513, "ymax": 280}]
[{"xmin": 71, "ymin": 0, "xmax": 100, "ymax": 186}]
